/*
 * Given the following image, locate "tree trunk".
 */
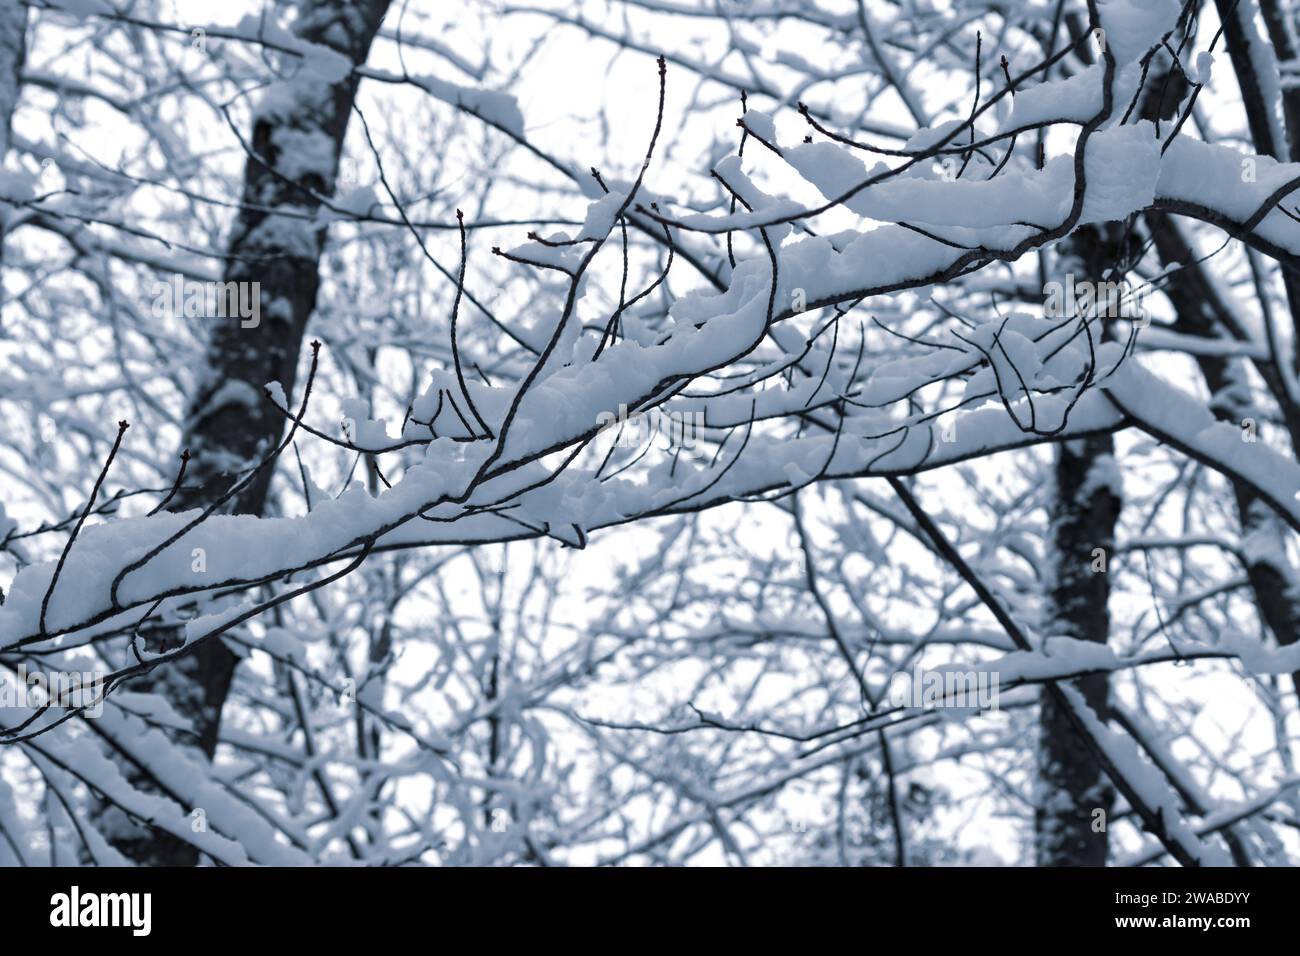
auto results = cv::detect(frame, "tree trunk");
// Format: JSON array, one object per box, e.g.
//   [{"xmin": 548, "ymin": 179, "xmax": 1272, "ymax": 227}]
[
  {"xmin": 97, "ymin": 0, "xmax": 391, "ymax": 866},
  {"xmin": 0, "ymin": 2, "xmax": 26, "ymax": 255},
  {"xmin": 1035, "ymin": 433, "xmax": 1120, "ymax": 865},
  {"xmin": 1034, "ymin": 225, "xmax": 1122, "ymax": 866},
  {"xmin": 1146, "ymin": 211, "xmax": 1300, "ymax": 702}
]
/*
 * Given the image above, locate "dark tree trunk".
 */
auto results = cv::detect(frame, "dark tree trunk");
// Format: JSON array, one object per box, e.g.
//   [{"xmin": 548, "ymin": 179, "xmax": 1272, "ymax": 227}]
[
  {"xmin": 98, "ymin": 0, "xmax": 391, "ymax": 866},
  {"xmin": 1034, "ymin": 225, "xmax": 1122, "ymax": 867},
  {"xmin": 1146, "ymin": 211, "xmax": 1300, "ymax": 702},
  {"xmin": 1035, "ymin": 433, "xmax": 1120, "ymax": 865},
  {"xmin": 0, "ymin": 2, "xmax": 26, "ymax": 254}
]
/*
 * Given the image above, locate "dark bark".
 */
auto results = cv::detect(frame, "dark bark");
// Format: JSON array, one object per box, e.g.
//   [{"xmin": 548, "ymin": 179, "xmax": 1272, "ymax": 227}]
[
  {"xmin": 1217, "ymin": 0, "xmax": 1300, "ymax": 396},
  {"xmin": 1146, "ymin": 211, "xmax": 1300, "ymax": 702},
  {"xmin": 1214, "ymin": 0, "xmax": 1284, "ymax": 161},
  {"xmin": 1258, "ymin": 0, "xmax": 1300, "ymax": 165},
  {"xmin": 1035, "ymin": 432, "xmax": 1120, "ymax": 865},
  {"xmin": 1034, "ymin": 226, "xmax": 1122, "ymax": 867},
  {"xmin": 98, "ymin": 0, "xmax": 391, "ymax": 866},
  {"xmin": 0, "ymin": 2, "xmax": 26, "ymax": 255},
  {"xmin": 1198, "ymin": 2, "xmax": 1300, "ymax": 702}
]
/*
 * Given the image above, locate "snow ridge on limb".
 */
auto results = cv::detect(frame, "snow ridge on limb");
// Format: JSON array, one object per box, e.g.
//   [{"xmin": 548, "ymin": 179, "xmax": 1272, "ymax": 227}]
[
  {"xmin": 11, "ymin": 1, "xmax": 1298, "ymax": 691},
  {"xmin": 88, "ymin": 706, "xmax": 313, "ymax": 865},
  {"xmin": 1056, "ymin": 684, "xmax": 1232, "ymax": 866},
  {"xmin": 19, "ymin": 733, "xmax": 256, "ymax": 866},
  {"xmin": 1102, "ymin": 363, "xmax": 1300, "ymax": 534}
]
